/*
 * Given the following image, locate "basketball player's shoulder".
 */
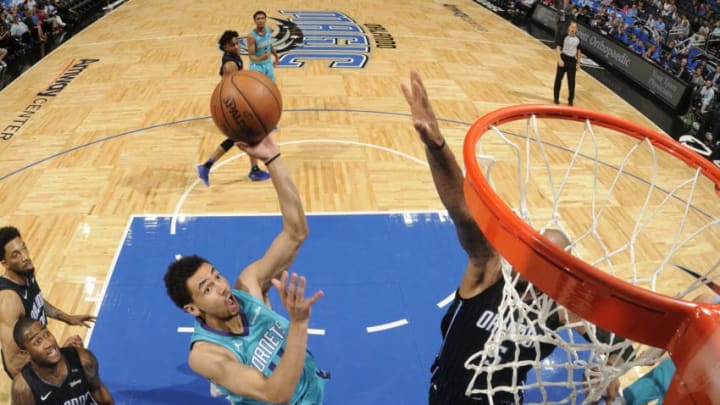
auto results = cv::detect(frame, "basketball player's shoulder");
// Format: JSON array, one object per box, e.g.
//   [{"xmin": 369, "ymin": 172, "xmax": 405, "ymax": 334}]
[
  {"xmin": 190, "ymin": 339, "xmax": 233, "ymax": 357},
  {"xmin": 188, "ymin": 340, "xmax": 237, "ymax": 374},
  {"xmin": 73, "ymin": 346, "xmax": 97, "ymax": 369},
  {"xmin": 0, "ymin": 289, "xmax": 23, "ymax": 315},
  {"xmin": 0, "ymin": 276, "xmax": 15, "ymax": 290}
]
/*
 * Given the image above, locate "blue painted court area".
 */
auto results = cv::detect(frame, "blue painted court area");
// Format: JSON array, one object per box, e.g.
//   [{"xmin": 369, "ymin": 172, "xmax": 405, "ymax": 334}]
[
  {"xmin": 90, "ymin": 213, "xmax": 595, "ymax": 404},
  {"xmin": 90, "ymin": 213, "xmax": 466, "ymax": 405}
]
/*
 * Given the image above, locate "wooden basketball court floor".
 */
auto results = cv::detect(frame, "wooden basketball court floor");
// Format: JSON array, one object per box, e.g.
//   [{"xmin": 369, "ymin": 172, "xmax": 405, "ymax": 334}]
[{"xmin": 0, "ymin": 0, "xmax": 718, "ymax": 402}]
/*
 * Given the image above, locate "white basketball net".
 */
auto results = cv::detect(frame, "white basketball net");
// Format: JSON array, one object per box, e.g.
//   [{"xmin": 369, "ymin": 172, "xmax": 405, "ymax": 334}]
[{"xmin": 465, "ymin": 113, "xmax": 720, "ymax": 404}]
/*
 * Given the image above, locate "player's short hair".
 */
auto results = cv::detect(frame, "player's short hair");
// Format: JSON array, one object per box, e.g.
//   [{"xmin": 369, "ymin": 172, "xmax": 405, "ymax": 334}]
[
  {"xmin": 0, "ymin": 226, "xmax": 21, "ymax": 261},
  {"xmin": 253, "ymin": 10, "xmax": 266, "ymax": 20},
  {"xmin": 13, "ymin": 317, "xmax": 39, "ymax": 350},
  {"xmin": 218, "ymin": 30, "xmax": 239, "ymax": 50},
  {"xmin": 164, "ymin": 255, "xmax": 209, "ymax": 308}
]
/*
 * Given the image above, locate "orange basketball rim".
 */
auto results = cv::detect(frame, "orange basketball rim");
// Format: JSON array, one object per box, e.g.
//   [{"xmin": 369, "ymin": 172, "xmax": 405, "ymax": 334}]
[{"xmin": 462, "ymin": 104, "xmax": 720, "ymax": 404}]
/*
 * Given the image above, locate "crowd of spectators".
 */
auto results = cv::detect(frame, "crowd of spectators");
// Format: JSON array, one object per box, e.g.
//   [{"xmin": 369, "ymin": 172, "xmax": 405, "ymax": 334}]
[
  {"xmin": 566, "ymin": 0, "xmax": 720, "ymax": 114},
  {"xmin": 556, "ymin": 0, "xmax": 720, "ymax": 153},
  {"xmin": 0, "ymin": 0, "xmax": 108, "ymax": 90}
]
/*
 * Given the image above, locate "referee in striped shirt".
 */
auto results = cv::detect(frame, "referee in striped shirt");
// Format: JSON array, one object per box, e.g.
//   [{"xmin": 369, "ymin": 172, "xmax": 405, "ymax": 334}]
[{"xmin": 553, "ymin": 20, "xmax": 581, "ymax": 106}]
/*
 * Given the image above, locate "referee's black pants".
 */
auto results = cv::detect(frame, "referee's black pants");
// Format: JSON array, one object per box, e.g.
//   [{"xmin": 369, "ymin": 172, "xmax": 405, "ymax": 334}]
[{"xmin": 553, "ymin": 53, "xmax": 577, "ymax": 105}]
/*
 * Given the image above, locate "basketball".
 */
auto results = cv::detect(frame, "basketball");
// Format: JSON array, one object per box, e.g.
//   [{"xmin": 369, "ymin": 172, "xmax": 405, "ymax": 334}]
[{"xmin": 210, "ymin": 70, "xmax": 282, "ymax": 144}]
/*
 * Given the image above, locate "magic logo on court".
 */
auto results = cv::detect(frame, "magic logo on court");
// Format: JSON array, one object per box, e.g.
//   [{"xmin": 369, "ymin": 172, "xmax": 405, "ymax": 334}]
[{"xmin": 238, "ymin": 11, "xmax": 396, "ymax": 69}]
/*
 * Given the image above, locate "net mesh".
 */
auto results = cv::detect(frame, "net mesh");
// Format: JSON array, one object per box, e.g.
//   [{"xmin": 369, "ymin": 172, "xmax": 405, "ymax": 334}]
[{"xmin": 465, "ymin": 112, "xmax": 720, "ymax": 404}]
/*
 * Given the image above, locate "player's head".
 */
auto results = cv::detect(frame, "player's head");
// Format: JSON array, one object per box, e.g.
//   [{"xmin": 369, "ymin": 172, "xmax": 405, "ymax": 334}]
[
  {"xmin": 513, "ymin": 228, "xmax": 571, "ymax": 291},
  {"xmin": 218, "ymin": 30, "xmax": 240, "ymax": 55},
  {"xmin": 253, "ymin": 10, "xmax": 267, "ymax": 28},
  {"xmin": 567, "ymin": 20, "xmax": 577, "ymax": 36},
  {"xmin": 13, "ymin": 318, "xmax": 61, "ymax": 366},
  {"xmin": 164, "ymin": 255, "xmax": 240, "ymax": 321},
  {"xmin": 0, "ymin": 226, "xmax": 35, "ymax": 276}
]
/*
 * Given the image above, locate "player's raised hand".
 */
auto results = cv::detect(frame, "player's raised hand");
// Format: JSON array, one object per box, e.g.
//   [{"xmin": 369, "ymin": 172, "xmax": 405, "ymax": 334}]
[
  {"xmin": 272, "ymin": 271, "xmax": 323, "ymax": 324},
  {"xmin": 401, "ymin": 70, "xmax": 444, "ymax": 149},
  {"xmin": 235, "ymin": 133, "xmax": 279, "ymax": 162}
]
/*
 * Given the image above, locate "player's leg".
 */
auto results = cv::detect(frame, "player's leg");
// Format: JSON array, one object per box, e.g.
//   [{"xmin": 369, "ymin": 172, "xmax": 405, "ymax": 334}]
[
  {"xmin": 264, "ymin": 63, "xmax": 276, "ymax": 83},
  {"xmin": 197, "ymin": 138, "xmax": 234, "ymax": 186}
]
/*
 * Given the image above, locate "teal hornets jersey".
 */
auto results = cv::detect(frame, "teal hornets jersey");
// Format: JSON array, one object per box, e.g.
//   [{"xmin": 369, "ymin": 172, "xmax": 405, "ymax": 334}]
[
  {"xmin": 250, "ymin": 28, "xmax": 273, "ymax": 66},
  {"xmin": 190, "ymin": 288, "xmax": 327, "ymax": 405}
]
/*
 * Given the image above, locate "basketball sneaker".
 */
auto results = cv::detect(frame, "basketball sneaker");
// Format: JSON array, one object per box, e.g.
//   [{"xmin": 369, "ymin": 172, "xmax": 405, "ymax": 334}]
[
  {"xmin": 248, "ymin": 166, "xmax": 271, "ymax": 182},
  {"xmin": 197, "ymin": 164, "xmax": 211, "ymax": 186}
]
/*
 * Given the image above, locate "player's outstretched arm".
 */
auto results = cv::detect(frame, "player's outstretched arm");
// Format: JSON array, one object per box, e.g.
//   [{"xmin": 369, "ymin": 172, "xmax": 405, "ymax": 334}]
[
  {"xmin": 401, "ymin": 71, "xmax": 499, "ymax": 293},
  {"xmin": 10, "ymin": 374, "xmax": 34, "ymax": 405},
  {"xmin": 190, "ymin": 272, "xmax": 322, "ymax": 403},
  {"xmin": 78, "ymin": 347, "xmax": 115, "ymax": 405},
  {"xmin": 0, "ymin": 292, "xmax": 29, "ymax": 378},
  {"xmin": 45, "ymin": 300, "xmax": 95, "ymax": 327},
  {"xmin": 235, "ymin": 136, "xmax": 309, "ymax": 301}
]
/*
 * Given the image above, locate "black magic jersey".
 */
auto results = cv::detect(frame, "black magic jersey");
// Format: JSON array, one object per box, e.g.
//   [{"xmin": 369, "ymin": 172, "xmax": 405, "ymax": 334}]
[
  {"xmin": 430, "ymin": 278, "xmax": 559, "ymax": 404},
  {"xmin": 20, "ymin": 347, "xmax": 98, "ymax": 405}
]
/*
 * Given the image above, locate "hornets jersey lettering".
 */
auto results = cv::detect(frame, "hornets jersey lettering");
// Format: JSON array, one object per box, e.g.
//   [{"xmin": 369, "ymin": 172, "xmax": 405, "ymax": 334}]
[{"xmin": 190, "ymin": 288, "xmax": 327, "ymax": 404}]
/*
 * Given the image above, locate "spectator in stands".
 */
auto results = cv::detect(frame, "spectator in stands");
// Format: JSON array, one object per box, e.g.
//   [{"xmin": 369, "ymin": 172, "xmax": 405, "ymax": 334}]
[
  {"xmin": 591, "ymin": 13, "xmax": 606, "ymax": 30},
  {"xmin": 0, "ymin": 20, "xmax": 23, "ymax": 56},
  {"xmin": 647, "ymin": 14, "xmax": 659, "ymax": 30},
  {"xmin": 43, "ymin": 1, "xmax": 66, "ymax": 33},
  {"xmin": 644, "ymin": 44, "xmax": 661, "ymax": 60},
  {"xmin": 655, "ymin": 16, "xmax": 666, "ymax": 33},
  {"xmin": 53, "ymin": 0, "xmax": 78, "ymax": 25},
  {"xmin": 673, "ymin": 16, "xmax": 691, "ymax": 39},
  {"xmin": 627, "ymin": 2, "xmax": 639, "ymax": 17},
  {"xmin": 655, "ymin": 34, "xmax": 666, "ymax": 52},
  {"xmin": 700, "ymin": 79, "xmax": 715, "ymax": 113},
  {"xmin": 696, "ymin": 59, "xmax": 711, "ymax": 79},
  {"xmin": 0, "ymin": 47, "xmax": 6, "ymax": 71},
  {"xmin": 636, "ymin": 2, "xmax": 647, "ymax": 19},
  {"xmin": 710, "ymin": 21, "xmax": 720, "ymax": 39},
  {"xmin": 630, "ymin": 35, "xmax": 646, "ymax": 54},
  {"xmin": 676, "ymin": 57, "xmax": 691, "ymax": 80},
  {"xmin": 617, "ymin": 19, "xmax": 630, "ymax": 40},
  {"xmin": 606, "ymin": 13, "xmax": 619, "ymax": 32},
  {"xmin": 661, "ymin": 51, "xmax": 676, "ymax": 71},
  {"xmin": 576, "ymin": 5, "xmax": 592, "ymax": 24},
  {"xmin": 663, "ymin": 39, "xmax": 678, "ymax": 57},
  {"xmin": 694, "ymin": 100, "xmax": 720, "ymax": 144},
  {"xmin": 708, "ymin": 65, "xmax": 720, "ymax": 85},
  {"xmin": 9, "ymin": 15, "xmax": 30, "ymax": 46},
  {"xmin": 661, "ymin": 0, "xmax": 676, "ymax": 18},
  {"xmin": 697, "ymin": 3, "xmax": 708, "ymax": 18},
  {"xmin": 690, "ymin": 13, "xmax": 701, "ymax": 32},
  {"xmin": 691, "ymin": 67, "xmax": 706, "ymax": 88}
]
